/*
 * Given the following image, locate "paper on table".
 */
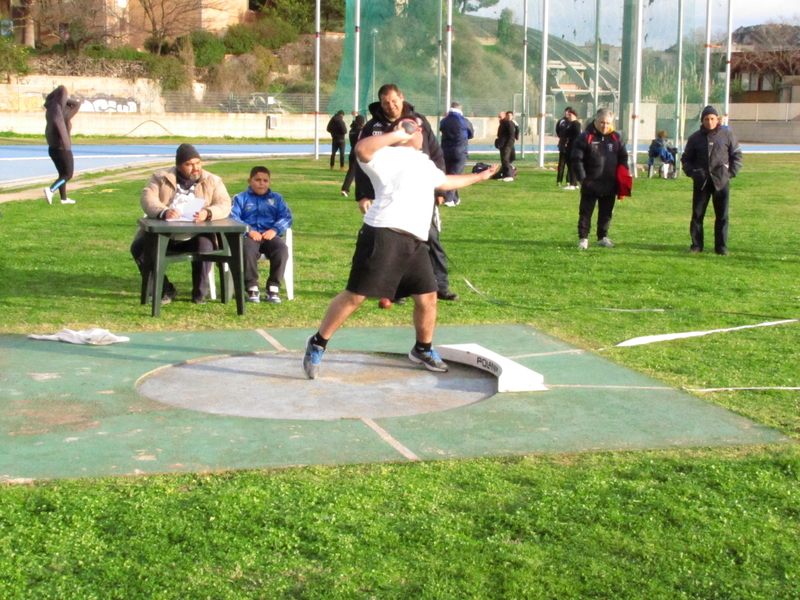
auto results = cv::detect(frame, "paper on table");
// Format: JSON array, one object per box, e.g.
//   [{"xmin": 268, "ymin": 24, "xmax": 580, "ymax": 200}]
[{"xmin": 166, "ymin": 195, "xmax": 207, "ymax": 222}]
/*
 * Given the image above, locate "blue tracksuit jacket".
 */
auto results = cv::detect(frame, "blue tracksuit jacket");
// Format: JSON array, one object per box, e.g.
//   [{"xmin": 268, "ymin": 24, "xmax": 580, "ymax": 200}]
[{"xmin": 231, "ymin": 188, "xmax": 293, "ymax": 235}]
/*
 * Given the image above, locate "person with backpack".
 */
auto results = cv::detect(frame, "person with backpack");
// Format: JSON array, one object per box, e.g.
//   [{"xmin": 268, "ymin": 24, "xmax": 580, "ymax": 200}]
[{"xmin": 571, "ymin": 108, "xmax": 629, "ymax": 250}]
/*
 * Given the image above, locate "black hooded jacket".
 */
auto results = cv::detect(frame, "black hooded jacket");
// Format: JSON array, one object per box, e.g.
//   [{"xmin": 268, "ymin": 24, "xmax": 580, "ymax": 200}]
[
  {"xmin": 44, "ymin": 86, "xmax": 81, "ymax": 151},
  {"xmin": 326, "ymin": 113, "xmax": 347, "ymax": 141},
  {"xmin": 354, "ymin": 99, "xmax": 445, "ymax": 201},
  {"xmin": 681, "ymin": 124, "xmax": 742, "ymax": 190}
]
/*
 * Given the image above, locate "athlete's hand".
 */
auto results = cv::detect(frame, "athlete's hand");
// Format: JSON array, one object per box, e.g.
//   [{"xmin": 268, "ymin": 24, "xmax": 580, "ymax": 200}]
[{"xmin": 358, "ymin": 198, "xmax": 372, "ymax": 214}]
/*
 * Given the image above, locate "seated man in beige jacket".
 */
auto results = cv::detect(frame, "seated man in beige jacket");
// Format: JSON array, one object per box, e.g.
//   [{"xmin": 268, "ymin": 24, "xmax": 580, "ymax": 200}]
[{"xmin": 130, "ymin": 144, "xmax": 231, "ymax": 304}]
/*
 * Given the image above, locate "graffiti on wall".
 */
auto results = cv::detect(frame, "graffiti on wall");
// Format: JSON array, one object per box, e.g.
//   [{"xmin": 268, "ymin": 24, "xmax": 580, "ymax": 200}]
[
  {"xmin": 0, "ymin": 91, "xmax": 138, "ymax": 113},
  {"xmin": 78, "ymin": 94, "xmax": 138, "ymax": 113}
]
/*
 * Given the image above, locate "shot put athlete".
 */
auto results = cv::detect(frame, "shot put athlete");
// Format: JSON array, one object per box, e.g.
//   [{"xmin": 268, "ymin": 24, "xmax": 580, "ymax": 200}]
[{"xmin": 302, "ymin": 117, "xmax": 497, "ymax": 379}]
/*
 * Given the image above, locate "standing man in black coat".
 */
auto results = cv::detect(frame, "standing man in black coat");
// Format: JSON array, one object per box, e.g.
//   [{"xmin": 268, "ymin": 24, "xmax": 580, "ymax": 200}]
[
  {"xmin": 439, "ymin": 101, "xmax": 474, "ymax": 207},
  {"xmin": 355, "ymin": 83, "xmax": 459, "ymax": 302},
  {"xmin": 555, "ymin": 107, "xmax": 572, "ymax": 186},
  {"xmin": 496, "ymin": 111, "xmax": 518, "ymax": 180},
  {"xmin": 681, "ymin": 105, "xmax": 743, "ymax": 255},
  {"xmin": 571, "ymin": 108, "xmax": 629, "ymax": 250},
  {"xmin": 326, "ymin": 110, "xmax": 348, "ymax": 170},
  {"xmin": 557, "ymin": 108, "xmax": 581, "ymax": 189}
]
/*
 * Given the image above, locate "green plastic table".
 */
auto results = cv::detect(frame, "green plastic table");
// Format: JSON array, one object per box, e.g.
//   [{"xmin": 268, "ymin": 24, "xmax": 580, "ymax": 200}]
[{"xmin": 137, "ymin": 217, "xmax": 248, "ymax": 317}]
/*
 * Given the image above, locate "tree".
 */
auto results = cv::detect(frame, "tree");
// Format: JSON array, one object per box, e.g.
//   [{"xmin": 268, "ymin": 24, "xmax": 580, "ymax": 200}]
[
  {"xmin": 32, "ymin": 0, "xmax": 122, "ymax": 54},
  {"xmin": 134, "ymin": 0, "xmax": 218, "ymax": 54},
  {"xmin": 0, "ymin": 38, "xmax": 29, "ymax": 82},
  {"xmin": 456, "ymin": 0, "xmax": 499, "ymax": 14},
  {"xmin": 496, "ymin": 7, "xmax": 515, "ymax": 47},
  {"xmin": 731, "ymin": 21, "xmax": 800, "ymax": 79}
]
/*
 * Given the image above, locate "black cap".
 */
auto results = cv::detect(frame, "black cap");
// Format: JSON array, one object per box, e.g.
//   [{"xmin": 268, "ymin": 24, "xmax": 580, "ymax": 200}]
[
  {"xmin": 176, "ymin": 143, "xmax": 200, "ymax": 165},
  {"xmin": 565, "ymin": 106, "xmax": 574, "ymax": 113},
  {"xmin": 701, "ymin": 105, "xmax": 719, "ymax": 119}
]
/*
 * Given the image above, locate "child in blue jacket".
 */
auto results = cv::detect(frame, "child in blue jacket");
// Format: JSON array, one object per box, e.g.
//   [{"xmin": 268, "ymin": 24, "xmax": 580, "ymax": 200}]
[{"xmin": 231, "ymin": 166, "xmax": 293, "ymax": 303}]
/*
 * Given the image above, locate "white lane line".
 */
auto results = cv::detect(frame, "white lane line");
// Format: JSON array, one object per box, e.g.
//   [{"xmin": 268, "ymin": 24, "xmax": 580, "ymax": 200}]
[
  {"xmin": 688, "ymin": 387, "xmax": 800, "ymax": 392},
  {"xmin": 361, "ymin": 418, "xmax": 420, "ymax": 462},
  {"xmin": 255, "ymin": 329, "xmax": 288, "ymax": 352},
  {"xmin": 508, "ymin": 349, "xmax": 585, "ymax": 359}
]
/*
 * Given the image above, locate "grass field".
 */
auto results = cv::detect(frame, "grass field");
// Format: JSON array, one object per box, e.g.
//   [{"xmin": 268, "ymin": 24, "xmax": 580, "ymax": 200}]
[{"xmin": 0, "ymin": 153, "xmax": 798, "ymax": 598}]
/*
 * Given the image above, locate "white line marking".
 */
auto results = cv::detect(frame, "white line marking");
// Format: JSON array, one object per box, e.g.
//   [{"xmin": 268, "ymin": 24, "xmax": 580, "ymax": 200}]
[
  {"xmin": 615, "ymin": 319, "xmax": 798, "ymax": 347},
  {"xmin": 687, "ymin": 387, "xmax": 800, "ymax": 392},
  {"xmin": 255, "ymin": 329, "xmax": 288, "ymax": 352},
  {"xmin": 508, "ymin": 349, "xmax": 585, "ymax": 359},
  {"xmin": 361, "ymin": 418, "xmax": 420, "ymax": 462}
]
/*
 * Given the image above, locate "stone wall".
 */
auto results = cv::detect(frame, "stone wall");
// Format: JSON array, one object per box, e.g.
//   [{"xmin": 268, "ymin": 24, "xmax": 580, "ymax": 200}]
[{"xmin": 0, "ymin": 76, "xmax": 164, "ymax": 113}]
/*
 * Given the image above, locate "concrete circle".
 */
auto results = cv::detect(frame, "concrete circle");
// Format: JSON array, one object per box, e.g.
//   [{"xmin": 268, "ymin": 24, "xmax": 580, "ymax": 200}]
[{"xmin": 138, "ymin": 352, "xmax": 496, "ymax": 420}]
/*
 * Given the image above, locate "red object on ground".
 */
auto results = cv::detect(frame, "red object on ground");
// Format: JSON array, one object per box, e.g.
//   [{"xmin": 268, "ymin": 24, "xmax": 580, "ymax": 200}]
[{"xmin": 379, "ymin": 298, "xmax": 392, "ymax": 309}]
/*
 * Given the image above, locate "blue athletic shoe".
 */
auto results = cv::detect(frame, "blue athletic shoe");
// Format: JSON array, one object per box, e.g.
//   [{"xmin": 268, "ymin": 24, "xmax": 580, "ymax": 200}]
[
  {"xmin": 302, "ymin": 335, "xmax": 325, "ymax": 379},
  {"xmin": 408, "ymin": 347, "xmax": 448, "ymax": 372}
]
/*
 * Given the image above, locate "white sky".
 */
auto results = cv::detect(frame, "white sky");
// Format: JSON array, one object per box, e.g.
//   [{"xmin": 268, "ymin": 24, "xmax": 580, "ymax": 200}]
[{"xmin": 473, "ymin": 0, "xmax": 798, "ymax": 51}]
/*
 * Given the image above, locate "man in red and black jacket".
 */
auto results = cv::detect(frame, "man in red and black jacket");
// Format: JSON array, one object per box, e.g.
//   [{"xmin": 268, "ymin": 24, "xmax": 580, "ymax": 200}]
[
  {"xmin": 354, "ymin": 83, "xmax": 459, "ymax": 302},
  {"xmin": 571, "ymin": 108, "xmax": 628, "ymax": 250}
]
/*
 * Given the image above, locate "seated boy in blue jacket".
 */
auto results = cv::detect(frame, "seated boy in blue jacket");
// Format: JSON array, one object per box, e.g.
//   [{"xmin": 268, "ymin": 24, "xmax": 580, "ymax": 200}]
[{"xmin": 231, "ymin": 166, "xmax": 293, "ymax": 303}]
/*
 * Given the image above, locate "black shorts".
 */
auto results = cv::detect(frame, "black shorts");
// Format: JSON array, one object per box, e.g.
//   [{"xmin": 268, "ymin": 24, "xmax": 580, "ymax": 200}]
[{"xmin": 346, "ymin": 225, "xmax": 437, "ymax": 299}]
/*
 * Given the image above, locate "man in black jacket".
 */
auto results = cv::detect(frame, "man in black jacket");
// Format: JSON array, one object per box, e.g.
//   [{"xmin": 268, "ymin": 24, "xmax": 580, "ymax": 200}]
[
  {"xmin": 681, "ymin": 105, "xmax": 743, "ymax": 255},
  {"xmin": 439, "ymin": 101, "xmax": 474, "ymax": 207},
  {"xmin": 571, "ymin": 108, "xmax": 629, "ymax": 249},
  {"xmin": 355, "ymin": 83, "xmax": 459, "ymax": 301},
  {"xmin": 326, "ymin": 110, "xmax": 348, "ymax": 170},
  {"xmin": 557, "ymin": 108, "xmax": 581, "ymax": 189},
  {"xmin": 496, "ymin": 111, "xmax": 518, "ymax": 180}
]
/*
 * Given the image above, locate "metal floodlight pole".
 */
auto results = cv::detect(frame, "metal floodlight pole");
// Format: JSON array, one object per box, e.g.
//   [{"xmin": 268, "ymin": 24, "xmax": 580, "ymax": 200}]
[
  {"xmin": 724, "ymin": 0, "xmax": 733, "ymax": 121},
  {"xmin": 703, "ymin": 0, "xmax": 712, "ymax": 107},
  {"xmin": 314, "ymin": 0, "xmax": 321, "ymax": 160},
  {"xmin": 354, "ymin": 0, "xmax": 361, "ymax": 115},
  {"xmin": 675, "ymin": 0, "xmax": 685, "ymax": 154},
  {"xmin": 630, "ymin": 0, "xmax": 644, "ymax": 177},
  {"xmin": 593, "ymin": 0, "xmax": 601, "ymax": 109},
  {"xmin": 445, "ymin": 0, "xmax": 453, "ymax": 111},
  {"xmin": 538, "ymin": 0, "xmax": 549, "ymax": 168},
  {"xmin": 372, "ymin": 30, "xmax": 377, "ymax": 101},
  {"xmin": 437, "ymin": 0, "xmax": 443, "ymax": 129},
  {"xmin": 521, "ymin": 0, "xmax": 529, "ymax": 159}
]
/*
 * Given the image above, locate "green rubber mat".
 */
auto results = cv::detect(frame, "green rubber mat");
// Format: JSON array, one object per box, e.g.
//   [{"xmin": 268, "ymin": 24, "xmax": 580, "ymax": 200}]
[{"xmin": 0, "ymin": 324, "xmax": 790, "ymax": 481}]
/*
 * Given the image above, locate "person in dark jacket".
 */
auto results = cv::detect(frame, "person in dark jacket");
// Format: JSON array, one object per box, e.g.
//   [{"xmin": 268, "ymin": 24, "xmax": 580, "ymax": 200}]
[
  {"xmin": 341, "ymin": 114, "xmax": 365, "ymax": 197},
  {"xmin": 557, "ymin": 108, "xmax": 581, "ymax": 189},
  {"xmin": 681, "ymin": 105, "xmax": 743, "ymax": 255},
  {"xmin": 355, "ymin": 83, "xmax": 459, "ymax": 302},
  {"xmin": 556, "ymin": 107, "xmax": 574, "ymax": 186},
  {"xmin": 495, "ymin": 111, "xmax": 518, "ymax": 180},
  {"xmin": 326, "ymin": 110, "xmax": 348, "ymax": 170},
  {"xmin": 571, "ymin": 108, "xmax": 629, "ymax": 249},
  {"xmin": 43, "ymin": 85, "xmax": 82, "ymax": 204},
  {"xmin": 439, "ymin": 101, "xmax": 474, "ymax": 207}
]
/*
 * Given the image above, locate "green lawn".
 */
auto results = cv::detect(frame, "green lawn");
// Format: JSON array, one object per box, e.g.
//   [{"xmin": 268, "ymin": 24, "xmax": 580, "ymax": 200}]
[{"xmin": 0, "ymin": 154, "xmax": 798, "ymax": 599}]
